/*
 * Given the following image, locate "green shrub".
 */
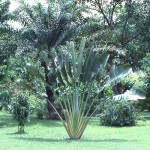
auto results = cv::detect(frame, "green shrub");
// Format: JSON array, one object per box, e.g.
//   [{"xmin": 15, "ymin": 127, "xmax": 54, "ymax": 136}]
[
  {"xmin": 12, "ymin": 93, "xmax": 30, "ymax": 133},
  {"xmin": 100, "ymin": 100, "xmax": 137, "ymax": 126}
]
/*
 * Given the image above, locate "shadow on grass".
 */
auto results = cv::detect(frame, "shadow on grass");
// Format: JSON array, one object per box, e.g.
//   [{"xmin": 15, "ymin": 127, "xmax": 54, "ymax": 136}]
[
  {"xmin": 30, "ymin": 119, "xmax": 62, "ymax": 128},
  {"xmin": 0, "ymin": 122, "xmax": 7, "ymax": 128},
  {"xmin": 7, "ymin": 132, "xmax": 28, "ymax": 135},
  {"xmin": 0, "ymin": 114, "xmax": 20, "ymax": 127},
  {"xmin": 11, "ymin": 137, "xmax": 136, "ymax": 143},
  {"xmin": 140, "ymin": 112, "xmax": 150, "ymax": 120},
  {"xmin": 143, "ymin": 116, "xmax": 150, "ymax": 121},
  {"xmin": 0, "ymin": 113, "xmax": 62, "ymax": 128}
]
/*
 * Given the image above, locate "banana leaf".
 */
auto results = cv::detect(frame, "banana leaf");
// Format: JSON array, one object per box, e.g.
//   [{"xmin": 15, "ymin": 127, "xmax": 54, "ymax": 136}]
[
  {"xmin": 113, "ymin": 88, "xmax": 146, "ymax": 101},
  {"xmin": 104, "ymin": 64, "xmax": 132, "ymax": 88}
]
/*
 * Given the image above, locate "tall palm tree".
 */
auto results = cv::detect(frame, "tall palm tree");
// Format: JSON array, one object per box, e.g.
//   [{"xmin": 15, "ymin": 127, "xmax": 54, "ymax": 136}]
[{"xmin": 15, "ymin": 0, "xmax": 85, "ymax": 119}]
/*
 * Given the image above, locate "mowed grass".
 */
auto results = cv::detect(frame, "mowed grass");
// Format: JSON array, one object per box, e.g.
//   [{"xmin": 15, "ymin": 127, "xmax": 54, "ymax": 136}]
[{"xmin": 0, "ymin": 112, "xmax": 150, "ymax": 150}]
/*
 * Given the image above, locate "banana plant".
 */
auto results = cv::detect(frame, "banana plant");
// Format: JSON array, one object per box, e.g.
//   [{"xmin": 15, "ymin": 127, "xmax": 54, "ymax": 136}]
[{"xmin": 47, "ymin": 38, "xmax": 132, "ymax": 140}]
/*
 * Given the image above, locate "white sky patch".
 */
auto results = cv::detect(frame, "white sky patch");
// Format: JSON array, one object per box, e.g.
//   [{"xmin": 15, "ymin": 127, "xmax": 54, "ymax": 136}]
[
  {"xmin": 8, "ymin": 20, "xmax": 22, "ymax": 29},
  {"xmin": 9, "ymin": 0, "xmax": 47, "ymax": 12},
  {"xmin": 9, "ymin": 1, "xmax": 20, "ymax": 12}
]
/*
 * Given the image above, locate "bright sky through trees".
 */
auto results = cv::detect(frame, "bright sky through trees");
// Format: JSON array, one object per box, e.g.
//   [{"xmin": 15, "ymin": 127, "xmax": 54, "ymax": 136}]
[
  {"xmin": 2, "ymin": 0, "xmax": 47, "ymax": 29},
  {"xmin": 9, "ymin": 0, "xmax": 47, "ymax": 11}
]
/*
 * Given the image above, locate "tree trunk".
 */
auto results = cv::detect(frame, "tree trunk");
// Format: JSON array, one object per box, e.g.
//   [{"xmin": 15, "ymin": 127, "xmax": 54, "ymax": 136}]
[
  {"xmin": 46, "ymin": 86, "xmax": 59, "ymax": 120},
  {"xmin": 18, "ymin": 123, "xmax": 24, "ymax": 133},
  {"xmin": 41, "ymin": 60, "xmax": 59, "ymax": 120}
]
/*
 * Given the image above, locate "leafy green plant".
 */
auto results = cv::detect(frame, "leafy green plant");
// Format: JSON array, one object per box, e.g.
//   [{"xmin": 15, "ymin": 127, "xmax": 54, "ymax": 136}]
[
  {"xmin": 100, "ymin": 99, "xmax": 137, "ymax": 126},
  {"xmin": 47, "ymin": 38, "xmax": 132, "ymax": 140},
  {"xmin": 12, "ymin": 92, "xmax": 30, "ymax": 133}
]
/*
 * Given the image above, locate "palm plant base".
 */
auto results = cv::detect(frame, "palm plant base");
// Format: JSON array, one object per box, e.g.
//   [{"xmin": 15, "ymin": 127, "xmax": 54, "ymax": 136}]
[{"xmin": 65, "ymin": 112, "xmax": 88, "ymax": 140}]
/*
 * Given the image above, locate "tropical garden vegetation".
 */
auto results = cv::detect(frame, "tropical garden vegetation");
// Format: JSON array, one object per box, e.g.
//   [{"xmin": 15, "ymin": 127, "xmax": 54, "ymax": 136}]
[{"xmin": 0, "ymin": 0, "xmax": 150, "ymax": 149}]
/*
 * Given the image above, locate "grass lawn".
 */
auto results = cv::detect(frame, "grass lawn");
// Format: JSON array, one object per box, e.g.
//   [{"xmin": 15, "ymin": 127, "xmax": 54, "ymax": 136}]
[{"xmin": 0, "ymin": 112, "xmax": 150, "ymax": 150}]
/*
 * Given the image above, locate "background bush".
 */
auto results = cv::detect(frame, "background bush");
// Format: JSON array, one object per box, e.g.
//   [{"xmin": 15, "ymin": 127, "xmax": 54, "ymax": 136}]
[
  {"xmin": 29, "ymin": 95, "xmax": 48, "ymax": 119},
  {"xmin": 0, "ymin": 90, "xmax": 10, "ymax": 111},
  {"xmin": 100, "ymin": 100, "xmax": 137, "ymax": 126},
  {"xmin": 136, "ymin": 98, "xmax": 150, "ymax": 112}
]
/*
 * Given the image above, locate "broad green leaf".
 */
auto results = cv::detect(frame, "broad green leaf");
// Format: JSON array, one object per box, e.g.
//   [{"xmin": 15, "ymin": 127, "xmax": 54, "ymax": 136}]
[
  {"xmin": 26, "ymin": 63, "xmax": 45, "ymax": 82},
  {"xmin": 99, "ymin": 51, "xmax": 109, "ymax": 72},
  {"xmin": 104, "ymin": 64, "xmax": 132, "ymax": 88},
  {"xmin": 82, "ymin": 50, "xmax": 97, "ymax": 82},
  {"xmin": 70, "ymin": 41, "xmax": 77, "ymax": 81},
  {"xmin": 77, "ymin": 38, "xmax": 86, "ymax": 80}
]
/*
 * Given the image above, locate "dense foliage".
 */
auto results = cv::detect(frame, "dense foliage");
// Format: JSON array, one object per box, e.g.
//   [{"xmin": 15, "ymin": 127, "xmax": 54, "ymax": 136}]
[
  {"xmin": 0, "ymin": 1, "xmax": 17, "ymax": 64},
  {"xmin": 0, "ymin": 0, "xmax": 149, "ymax": 140}
]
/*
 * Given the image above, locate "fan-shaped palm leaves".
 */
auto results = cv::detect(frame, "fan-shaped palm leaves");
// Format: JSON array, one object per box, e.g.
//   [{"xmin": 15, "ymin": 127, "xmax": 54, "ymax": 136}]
[{"xmin": 47, "ymin": 38, "xmax": 132, "ymax": 139}]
